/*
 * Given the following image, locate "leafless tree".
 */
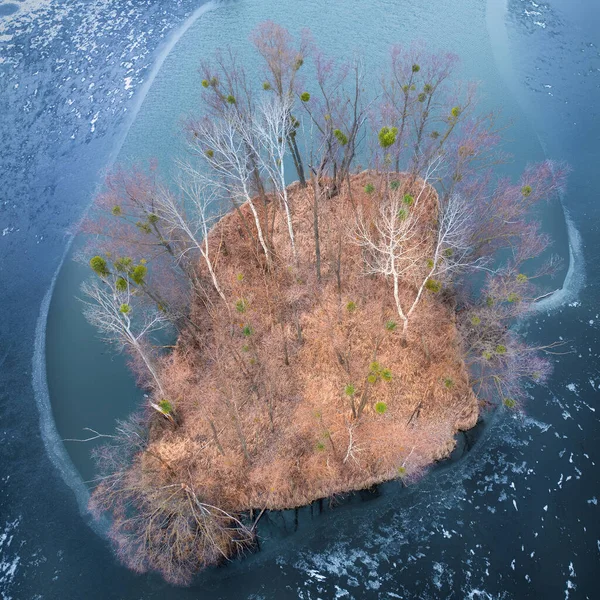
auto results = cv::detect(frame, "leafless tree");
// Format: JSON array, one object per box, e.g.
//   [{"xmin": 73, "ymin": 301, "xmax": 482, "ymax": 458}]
[
  {"xmin": 153, "ymin": 171, "xmax": 227, "ymax": 303},
  {"xmin": 80, "ymin": 274, "xmax": 172, "ymax": 420},
  {"xmin": 244, "ymin": 94, "xmax": 298, "ymax": 264},
  {"xmin": 356, "ymin": 189, "xmax": 485, "ymax": 336},
  {"xmin": 188, "ymin": 110, "xmax": 272, "ymax": 267}
]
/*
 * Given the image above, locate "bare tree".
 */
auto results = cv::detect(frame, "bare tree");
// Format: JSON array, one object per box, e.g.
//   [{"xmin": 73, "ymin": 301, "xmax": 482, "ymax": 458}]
[
  {"xmin": 81, "ymin": 274, "xmax": 173, "ymax": 421},
  {"xmin": 188, "ymin": 111, "xmax": 272, "ymax": 267},
  {"xmin": 244, "ymin": 94, "xmax": 298, "ymax": 264},
  {"xmin": 356, "ymin": 189, "xmax": 485, "ymax": 336},
  {"xmin": 153, "ymin": 171, "xmax": 227, "ymax": 303}
]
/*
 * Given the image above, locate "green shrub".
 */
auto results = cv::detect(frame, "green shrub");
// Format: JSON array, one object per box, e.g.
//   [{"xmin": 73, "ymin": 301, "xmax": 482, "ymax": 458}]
[
  {"xmin": 378, "ymin": 126, "xmax": 398, "ymax": 148},
  {"xmin": 242, "ymin": 325, "xmax": 254, "ymax": 337},
  {"xmin": 385, "ymin": 320, "xmax": 397, "ymax": 331},
  {"xmin": 111, "ymin": 205, "xmax": 122, "ymax": 216},
  {"xmin": 521, "ymin": 185, "xmax": 532, "ymax": 197},
  {"xmin": 374, "ymin": 401, "xmax": 388, "ymax": 414},
  {"xmin": 346, "ymin": 301, "xmax": 357, "ymax": 313},
  {"xmin": 425, "ymin": 279, "xmax": 442, "ymax": 293},
  {"xmin": 300, "ymin": 91, "xmax": 310, "ymax": 102},
  {"xmin": 390, "ymin": 180, "xmax": 400, "ymax": 191},
  {"xmin": 503, "ymin": 397, "xmax": 516, "ymax": 409},
  {"xmin": 344, "ymin": 384, "xmax": 356, "ymax": 397},
  {"xmin": 334, "ymin": 129, "xmax": 348, "ymax": 145},
  {"xmin": 90, "ymin": 256, "xmax": 109, "ymax": 277},
  {"xmin": 364, "ymin": 183, "xmax": 375, "ymax": 194},
  {"xmin": 235, "ymin": 299, "xmax": 247, "ymax": 314},
  {"xmin": 262, "ymin": 81, "xmax": 271, "ymax": 90},
  {"xmin": 226, "ymin": 95, "xmax": 236, "ymax": 104},
  {"xmin": 158, "ymin": 399, "xmax": 173, "ymax": 414}
]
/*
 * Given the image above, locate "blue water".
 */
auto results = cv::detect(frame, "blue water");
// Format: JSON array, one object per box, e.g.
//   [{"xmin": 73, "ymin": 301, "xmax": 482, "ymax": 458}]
[{"xmin": 1, "ymin": 0, "xmax": 599, "ymax": 598}]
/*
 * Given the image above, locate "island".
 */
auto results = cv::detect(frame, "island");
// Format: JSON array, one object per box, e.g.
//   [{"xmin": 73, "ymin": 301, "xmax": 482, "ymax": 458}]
[{"xmin": 79, "ymin": 21, "xmax": 566, "ymax": 585}]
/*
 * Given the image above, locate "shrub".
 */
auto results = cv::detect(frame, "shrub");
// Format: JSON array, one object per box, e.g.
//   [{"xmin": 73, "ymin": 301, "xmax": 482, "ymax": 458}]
[
  {"xmin": 403, "ymin": 194, "xmax": 414, "ymax": 206},
  {"xmin": 226, "ymin": 95, "xmax": 236, "ymax": 104},
  {"xmin": 115, "ymin": 277, "xmax": 127, "ymax": 292},
  {"xmin": 158, "ymin": 399, "xmax": 173, "ymax": 414},
  {"xmin": 242, "ymin": 325, "xmax": 254, "ymax": 337},
  {"xmin": 495, "ymin": 344, "xmax": 507, "ymax": 354},
  {"xmin": 205, "ymin": 149, "xmax": 214, "ymax": 158},
  {"xmin": 378, "ymin": 126, "xmax": 398, "ymax": 148},
  {"xmin": 344, "ymin": 384, "xmax": 356, "ymax": 397},
  {"xmin": 112, "ymin": 205, "xmax": 122, "ymax": 216},
  {"xmin": 235, "ymin": 299, "xmax": 247, "ymax": 314},
  {"xmin": 333, "ymin": 129, "xmax": 348, "ymax": 145},
  {"xmin": 470, "ymin": 315, "xmax": 481, "ymax": 326},
  {"xmin": 425, "ymin": 279, "xmax": 442, "ymax": 293},
  {"xmin": 201, "ymin": 79, "xmax": 209, "ymax": 88},
  {"xmin": 346, "ymin": 301, "xmax": 357, "ymax": 313},
  {"xmin": 516, "ymin": 273, "xmax": 528, "ymax": 282},
  {"xmin": 443, "ymin": 377, "xmax": 454, "ymax": 388},
  {"xmin": 507, "ymin": 292, "xmax": 520, "ymax": 303},
  {"xmin": 364, "ymin": 183, "xmax": 375, "ymax": 194},
  {"xmin": 503, "ymin": 398, "xmax": 517, "ymax": 409},
  {"xmin": 521, "ymin": 185, "xmax": 532, "ymax": 197},
  {"xmin": 390, "ymin": 180, "xmax": 400, "ymax": 190},
  {"xmin": 374, "ymin": 401, "xmax": 388, "ymax": 414},
  {"xmin": 131, "ymin": 264, "xmax": 147, "ymax": 285},
  {"xmin": 450, "ymin": 106, "xmax": 461, "ymax": 118},
  {"xmin": 300, "ymin": 91, "xmax": 310, "ymax": 102},
  {"xmin": 385, "ymin": 320, "xmax": 397, "ymax": 331},
  {"xmin": 381, "ymin": 368, "xmax": 393, "ymax": 382},
  {"xmin": 412, "ymin": 64, "xmax": 420, "ymax": 73},
  {"xmin": 119, "ymin": 303, "xmax": 131, "ymax": 314},
  {"xmin": 90, "ymin": 256, "xmax": 109, "ymax": 277},
  {"xmin": 262, "ymin": 81, "xmax": 271, "ymax": 90}
]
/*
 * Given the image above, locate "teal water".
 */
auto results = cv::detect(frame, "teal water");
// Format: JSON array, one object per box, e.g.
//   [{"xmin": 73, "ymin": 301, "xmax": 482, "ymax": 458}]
[{"xmin": 33, "ymin": 0, "xmax": 598, "ymax": 597}]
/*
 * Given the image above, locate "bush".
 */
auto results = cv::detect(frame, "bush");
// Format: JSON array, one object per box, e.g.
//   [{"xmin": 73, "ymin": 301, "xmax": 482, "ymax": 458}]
[
  {"xmin": 158, "ymin": 399, "xmax": 173, "ymax": 414},
  {"xmin": 425, "ymin": 279, "xmax": 442, "ymax": 293},
  {"xmin": 374, "ymin": 401, "xmax": 388, "ymax": 414},
  {"xmin": 503, "ymin": 398, "xmax": 516, "ymax": 409},
  {"xmin": 300, "ymin": 91, "xmax": 310, "ymax": 102},
  {"xmin": 385, "ymin": 320, "xmax": 397, "ymax": 331},
  {"xmin": 364, "ymin": 183, "xmax": 375, "ymax": 194},
  {"xmin": 90, "ymin": 256, "xmax": 109, "ymax": 277},
  {"xmin": 346, "ymin": 301, "xmax": 357, "ymax": 313},
  {"xmin": 334, "ymin": 129, "xmax": 348, "ymax": 145},
  {"xmin": 378, "ymin": 126, "xmax": 398, "ymax": 148}
]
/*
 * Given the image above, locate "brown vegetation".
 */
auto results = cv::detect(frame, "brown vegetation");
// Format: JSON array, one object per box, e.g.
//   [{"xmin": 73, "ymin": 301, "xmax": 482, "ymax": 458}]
[{"xmin": 144, "ymin": 172, "xmax": 477, "ymax": 513}]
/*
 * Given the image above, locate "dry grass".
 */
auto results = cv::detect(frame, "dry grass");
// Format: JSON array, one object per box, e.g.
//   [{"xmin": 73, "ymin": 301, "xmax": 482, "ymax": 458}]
[{"xmin": 149, "ymin": 172, "xmax": 478, "ymax": 511}]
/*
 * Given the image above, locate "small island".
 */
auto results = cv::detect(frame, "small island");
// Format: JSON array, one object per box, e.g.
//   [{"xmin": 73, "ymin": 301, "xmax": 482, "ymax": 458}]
[{"xmin": 79, "ymin": 22, "xmax": 566, "ymax": 585}]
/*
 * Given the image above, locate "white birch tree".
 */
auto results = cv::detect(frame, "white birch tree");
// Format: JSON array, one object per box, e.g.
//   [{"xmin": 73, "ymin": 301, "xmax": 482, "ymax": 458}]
[
  {"xmin": 188, "ymin": 111, "xmax": 272, "ymax": 267},
  {"xmin": 154, "ymin": 173, "xmax": 227, "ymax": 303},
  {"xmin": 81, "ymin": 275, "xmax": 173, "ymax": 421},
  {"xmin": 244, "ymin": 94, "xmax": 298, "ymax": 264},
  {"xmin": 356, "ymin": 190, "xmax": 485, "ymax": 337}
]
